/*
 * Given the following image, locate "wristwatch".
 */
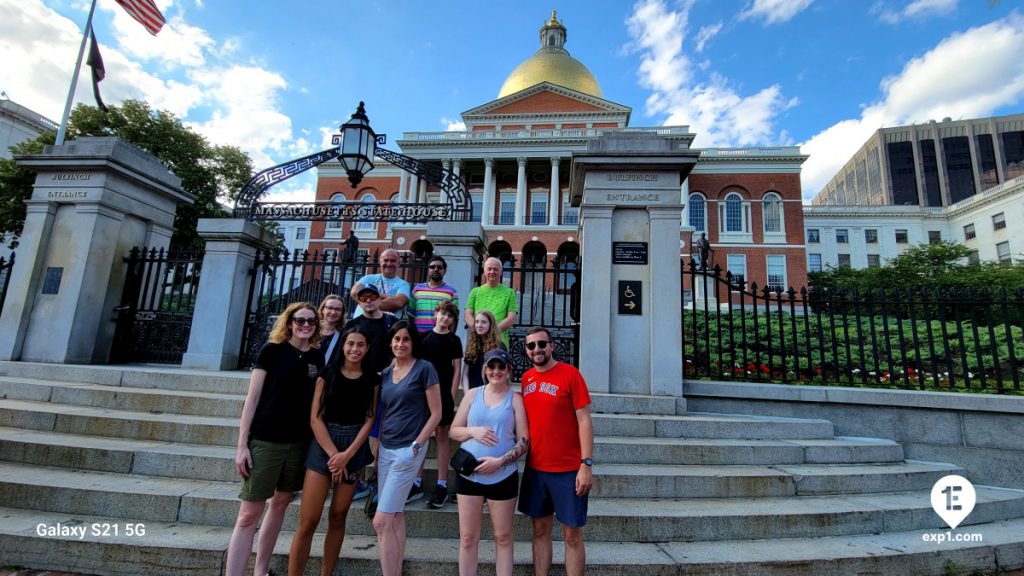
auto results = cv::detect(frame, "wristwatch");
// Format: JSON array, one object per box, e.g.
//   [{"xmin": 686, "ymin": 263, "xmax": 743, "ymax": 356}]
[
  {"xmin": 581, "ymin": 457, "xmax": 593, "ymax": 467},
  {"xmin": 412, "ymin": 441, "xmax": 422, "ymax": 453}
]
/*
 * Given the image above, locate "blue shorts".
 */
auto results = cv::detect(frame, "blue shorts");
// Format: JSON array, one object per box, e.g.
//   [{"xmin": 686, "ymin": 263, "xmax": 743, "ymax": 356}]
[{"xmin": 517, "ymin": 467, "xmax": 588, "ymax": 528}]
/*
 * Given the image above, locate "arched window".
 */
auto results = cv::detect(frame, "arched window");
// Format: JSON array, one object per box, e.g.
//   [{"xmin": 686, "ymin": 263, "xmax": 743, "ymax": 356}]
[
  {"xmin": 326, "ymin": 193, "xmax": 345, "ymax": 231},
  {"xmin": 724, "ymin": 193, "xmax": 743, "ymax": 233},
  {"xmin": 762, "ymin": 192, "xmax": 783, "ymax": 234},
  {"xmin": 355, "ymin": 192, "xmax": 377, "ymax": 232},
  {"xmin": 688, "ymin": 193, "xmax": 706, "ymax": 231},
  {"xmin": 522, "ymin": 241, "xmax": 547, "ymax": 268},
  {"xmin": 410, "ymin": 239, "xmax": 433, "ymax": 261}
]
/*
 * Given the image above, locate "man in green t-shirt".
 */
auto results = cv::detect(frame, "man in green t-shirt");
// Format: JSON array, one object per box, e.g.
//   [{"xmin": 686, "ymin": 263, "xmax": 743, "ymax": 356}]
[{"xmin": 464, "ymin": 257, "xmax": 519, "ymax": 346}]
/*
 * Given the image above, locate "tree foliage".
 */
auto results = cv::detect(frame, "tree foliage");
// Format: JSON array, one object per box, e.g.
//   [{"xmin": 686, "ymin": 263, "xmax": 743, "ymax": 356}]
[
  {"xmin": 0, "ymin": 132, "xmax": 55, "ymax": 248},
  {"xmin": 0, "ymin": 99, "xmax": 254, "ymax": 248}
]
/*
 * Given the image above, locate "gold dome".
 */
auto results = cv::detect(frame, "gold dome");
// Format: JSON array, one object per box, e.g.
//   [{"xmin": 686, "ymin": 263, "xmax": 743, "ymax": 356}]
[{"xmin": 497, "ymin": 11, "xmax": 602, "ymax": 99}]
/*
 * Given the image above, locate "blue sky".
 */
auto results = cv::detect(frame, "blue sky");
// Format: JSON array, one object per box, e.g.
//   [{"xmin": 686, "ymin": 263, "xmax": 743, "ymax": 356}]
[{"xmin": 2, "ymin": 0, "xmax": 1023, "ymax": 203}]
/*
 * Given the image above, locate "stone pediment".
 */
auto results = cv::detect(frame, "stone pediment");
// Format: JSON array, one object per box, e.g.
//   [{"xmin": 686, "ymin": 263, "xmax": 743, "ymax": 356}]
[{"xmin": 463, "ymin": 82, "xmax": 631, "ymax": 121}]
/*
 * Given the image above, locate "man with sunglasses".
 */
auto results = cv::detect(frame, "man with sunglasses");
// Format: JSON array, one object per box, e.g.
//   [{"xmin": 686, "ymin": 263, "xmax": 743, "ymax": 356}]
[
  {"xmin": 518, "ymin": 327, "xmax": 593, "ymax": 576},
  {"xmin": 409, "ymin": 256, "xmax": 460, "ymax": 334},
  {"xmin": 342, "ymin": 285, "xmax": 395, "ymax": 375},
  {"xmin": 350, "ymin": 249, "xmax": 411, "ymax": 320}
]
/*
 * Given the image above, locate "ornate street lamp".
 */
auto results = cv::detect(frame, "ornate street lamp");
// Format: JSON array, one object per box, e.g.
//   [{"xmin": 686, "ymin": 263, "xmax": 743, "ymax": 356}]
[{"xmin": 338, "ymin": 101, "xmax": 377, "ymax": 187}]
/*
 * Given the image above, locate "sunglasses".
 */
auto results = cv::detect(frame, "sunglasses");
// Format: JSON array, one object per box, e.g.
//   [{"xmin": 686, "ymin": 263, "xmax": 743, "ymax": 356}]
[
  {"xmin": 526, "ymin": 340, "xmax": 550, "ymax": 351},
  {"xmin": 292, "ymin": 317, "xmax": 317, "ymax": 326},
  {"xmin": 486, "ymin": 361, "xmax": 508, "ymax": 370},
  {"xmin": 428, "ymin": 265, "xmax": 445, "ymax": 270},
  {"xmin": 358, "ymin": 294, "xmax": 380, "ymax": 303}
]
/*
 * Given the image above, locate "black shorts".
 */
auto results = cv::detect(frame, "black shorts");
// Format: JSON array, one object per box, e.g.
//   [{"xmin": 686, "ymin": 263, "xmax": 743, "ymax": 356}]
[
  {"xmin": 440, "ymin": 385, "xmax": 455, "ymax": 427},
  {"xmin": 305, "ymin": 423, "xmax": 374, "ymax": 477},
  {"xmin": 454, "ymin": 470, "xmax": 519, "ymax": 501}
]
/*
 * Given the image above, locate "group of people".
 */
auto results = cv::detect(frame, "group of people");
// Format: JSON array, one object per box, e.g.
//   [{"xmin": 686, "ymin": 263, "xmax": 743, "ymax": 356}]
[{"xmin": 224, "ymin": 249, "xmax": 595, "ymax": 576}]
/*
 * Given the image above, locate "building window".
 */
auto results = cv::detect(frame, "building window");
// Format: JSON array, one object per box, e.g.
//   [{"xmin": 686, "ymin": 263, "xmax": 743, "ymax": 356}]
[
  {"xmin": 498, "ymin": 192, "xmax": 515, "ymax": 225},
  {"xmin": 326, "ymin": 194, "xmax": 345, "ymax": 231},
  {"xmin": 806, "ymin": 228, "xmax": 820, "ymax": 243},
  {"xmin": 355, "ymin": 193, "xmax": 376, "ymax": 232},
  {"xmin": 471, "ymin": 193, "xmax": 483, "ymax": 222},
  {"xmin": 529, "ymin": 192, "xmax": 548, "ymax": 225},
  {"xmin": 964, "ymin": 223, "xmax": 976, "ymax": 241},
  {"xmin": 836, "ymin": 229, "xmax": 849, "ymax": 244},
  {"xmin": 1003, "ymin": 130, "xmax": 1024, "ymax": 179},
  {"xmin": 762, "ymin": 193, "xmax": 782, "ymax": 233},
  {"xmin": 928, "ymin": 231, "xmax": 942, "ymax": 244},
  {"xmin": 887, "ymin": 141, "xmax": 919, "ymax": 206},
  {"xmin": 993, "ymin": 212, "xmax": 1006, "ymax": 231},
  {"xmin": 296, "ymin": 227, "xmax": 307, "ymax": 240},
  {"xmin": 976, "ymin": 134, "xmax": 999, "ymax": 190},
  {"xmin": 766, "ymin": 255, "xmax": 786, "ymax": 292},
  {"xmin": 865, "ymin": 229, "xmax": 878, "ymax": 244},
  {"xmin": 562, "ymin": 195, "xmax": 579, "ymax": 226},
  {"xmin": 837, "ymin": 254, "xmax": 851, "ymax": 269},
  {"xmin": 997, "ymin": 241, "xmax": 1012, "ymax": 263},
  {"xmin": 724, "ymin": 193, "xmax": 744, "ymax": 233},
  {"xmin": 943, "ymin": 135, "xmax": 977, "ymax": 203},
  {"xmin": 920, "ymin": 139, "xmax": 942, "ymax": 207},
  {"xmin": 688, "ymin": 193, "xmax": 706, "ymax": 231},
  {"xmin": 726, "ymin": 254, "xmax": 746, "ymax": 288},
  {"xmin": 808, "ymin": 253, "xmax": 822, "ymax": 273},
  {"xmin": 895, "ymin": 229, "xmax": 909, "ymax": 244},
  {"xmin": 967, "ymin": 250, "xmax": 980, "ymax": 265},
  {"xmin": 867, "ymin": 254, "xmax": 881, "ymax": 268}
]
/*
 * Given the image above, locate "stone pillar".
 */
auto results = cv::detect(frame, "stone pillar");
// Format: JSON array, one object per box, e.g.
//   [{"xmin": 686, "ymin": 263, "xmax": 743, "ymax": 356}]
[
  {"xmin": 991, "ymin": 119, "xmax": 1006, "ymax": 183},
  {"xmin": 549, "ymin": 157, "xmax": 560, "ymax": 226},
  {"xmin": 441, "ymin": 159, "xmax": 451, "ymax": 206},
  {"xmin": 425, "ymin": 220, "xmax": 485, "ymax": 344},
  {"xmin": 409, "ymin": 173, "xmax": 420, "ymax": 204},
  {"xmin": 515, "ymin": 157, "xmax": 527, "ymax": 225},
  {"xmin": 649, "ymin": 206, "xmax": 684, "ymax": 398},
  {"xmin": 418, "ymin": 179, "xmax": 427, "ymax": 205},
  {"xmin": 397, "ymin": 171, "xmax": 408, "ymax": 204},
  {"xmin": 181, "ymin": 219, "xmax": 277, "ymax": 370},
  {"xmin": 0, "ymin": 137, "xmax": 191, "ymax": 363},
  {"xmin": 577, "ymin": 204, "xmax": 613, "ymax": 393},
  {"xmin": 482, "ymin": 158, "xmax": 494, "ymax": 226}
]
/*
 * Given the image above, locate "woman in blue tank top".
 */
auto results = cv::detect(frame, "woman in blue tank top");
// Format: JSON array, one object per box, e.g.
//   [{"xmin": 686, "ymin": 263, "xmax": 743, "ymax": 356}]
[{"xmin": 449, "ymin": 348, "xmax": 530, "ymax": 576}]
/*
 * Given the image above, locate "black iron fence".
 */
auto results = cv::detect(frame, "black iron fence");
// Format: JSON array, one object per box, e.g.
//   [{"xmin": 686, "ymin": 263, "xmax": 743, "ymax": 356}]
[
  {"xmin": 681, "ymin": 261, "xmax": 1024, "ymax": 394},
  {"xmin": 238, "ymin": 249, "xmax": 428, "ymax": 368},
  {"xmin": 111, "ymin": 247, "xmax": 204, "ymax": 364},
  {"xmin": 0, "ymin": 252, "xmax": 14, "ymax": 318},
  {"xmin": 483, "ymin": 255, "xmax": 580, "ymax": 381}
]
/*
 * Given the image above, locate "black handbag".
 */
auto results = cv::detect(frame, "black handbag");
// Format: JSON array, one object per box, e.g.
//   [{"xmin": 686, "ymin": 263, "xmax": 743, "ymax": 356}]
[{"xmin": 450, "ymin": 448, "xmax": 481, "ymax": 476}]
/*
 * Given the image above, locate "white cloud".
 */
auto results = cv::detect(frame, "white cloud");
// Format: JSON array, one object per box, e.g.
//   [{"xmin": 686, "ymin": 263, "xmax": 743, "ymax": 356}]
[
  {"xmin": 737, "ymin": 0, "xmax": 814, "ymax": 25},
  {"xmin": 800, "ymin": 12, "xmax": 1024, "ymax": 199},
  {"xmin": 695, "ymin": 22, "xmax": 723, "ymax": 53},
  {"xmin": 626, "ymin": 0, "xmax": 793, "ymax": 147},
  {"xmin": 873, "ymin": 0, "xmax": 957, "ymax": 24},
  {"xmin": 441, "ymin": 117, "xmax": 466, "ymax": 131},
  {"xmin": 263, "ymin": 181, "xmax": 316, "ymax": 204}
]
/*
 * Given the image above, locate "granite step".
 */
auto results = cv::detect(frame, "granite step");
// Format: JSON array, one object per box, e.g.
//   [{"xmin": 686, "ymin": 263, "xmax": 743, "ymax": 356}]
[
  {"xmin": 3, "ymin": 506, "xmax": 1024, "ymax": 576},
  {"xmin": 0, "ymin": 398, "xmax": 834, "ymax": 446},
  {"xmin": 2, "ymin": 462, "xmax": 1021, "ymax": 543}
]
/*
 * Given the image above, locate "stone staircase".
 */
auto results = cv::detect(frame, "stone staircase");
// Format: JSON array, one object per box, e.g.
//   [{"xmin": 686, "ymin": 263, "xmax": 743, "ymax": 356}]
[{"xmin": 0, "ymin": 361, "xmax": 1022, "ymax": 575}]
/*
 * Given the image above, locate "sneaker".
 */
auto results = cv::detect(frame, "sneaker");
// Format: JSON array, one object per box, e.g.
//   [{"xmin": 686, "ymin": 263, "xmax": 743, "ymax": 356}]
[
  {"xmin": 428, "ymin": 487, "xmax": 449, "ymax": 509},
  {"xmin": 406, "ymin": 483, "xmax": 424, "ymax": 503},
  {"xmin": 353, "ymin": 481, "xmax": 372, "ymax": 501}
]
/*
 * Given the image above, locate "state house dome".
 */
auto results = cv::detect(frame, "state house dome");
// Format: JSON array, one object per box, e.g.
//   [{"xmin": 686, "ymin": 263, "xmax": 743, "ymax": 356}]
[{"xmin": 497, "ymin": 10, "xmax": 603, "ymax": 99}]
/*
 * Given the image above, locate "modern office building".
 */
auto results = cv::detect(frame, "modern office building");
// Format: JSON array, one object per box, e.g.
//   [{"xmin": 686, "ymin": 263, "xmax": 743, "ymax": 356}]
[{"xmin": 310, "ymin": 12, "xmax": 810, "ymax": 291}]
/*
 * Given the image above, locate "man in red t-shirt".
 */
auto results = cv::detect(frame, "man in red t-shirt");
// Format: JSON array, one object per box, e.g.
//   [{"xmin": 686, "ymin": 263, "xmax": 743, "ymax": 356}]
[{"xmin": 518, "ymin": 326, "xmax": 594, "ymax": 576}]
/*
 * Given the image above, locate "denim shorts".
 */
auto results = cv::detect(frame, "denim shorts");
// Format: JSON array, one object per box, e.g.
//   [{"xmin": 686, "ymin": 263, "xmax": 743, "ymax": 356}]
[
  {"xmin": 376, "ymin": 443, "xmax": 427, "ymax": 514},
  {"xmin": 304, "ymin": 422, "xmax": 374, "ymax": 477},
  {"xmin": 517, "ymin": 467, "xmax": 588, "ymax": 528}
]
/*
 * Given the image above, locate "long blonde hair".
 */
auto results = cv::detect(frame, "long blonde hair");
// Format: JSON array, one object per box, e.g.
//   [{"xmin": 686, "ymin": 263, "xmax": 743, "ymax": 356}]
[
  {"xmin": 268, "ymin": 302, "xmax": 321, "ymax": 347},
  {"xmin": 464, "ymin": 310, "xmax": 501, "ymax": 363}
]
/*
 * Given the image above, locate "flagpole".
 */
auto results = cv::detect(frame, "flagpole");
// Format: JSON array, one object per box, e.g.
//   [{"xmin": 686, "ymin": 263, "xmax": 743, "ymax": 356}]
[{"xmin": 56, "ymin": 0, "xmax": 99, "ymax": 146}]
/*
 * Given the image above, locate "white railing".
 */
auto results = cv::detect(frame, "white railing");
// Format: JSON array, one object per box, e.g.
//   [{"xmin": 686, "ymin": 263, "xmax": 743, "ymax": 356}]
[
  {"xmin": 400, "ymin": 125, "xmax": 692, "ymax": 142},
  {"xmin": 948, "ymin": 175, "xmax": 1024, "ymax": 210},
  {"xmin": 700, "ymin": 147, "xmax": 804, "ymax": 157}
]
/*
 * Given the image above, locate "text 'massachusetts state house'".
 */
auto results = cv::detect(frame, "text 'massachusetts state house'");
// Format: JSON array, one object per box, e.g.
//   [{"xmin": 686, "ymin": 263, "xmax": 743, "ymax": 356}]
[{"xmin": 310, "ymin": 11, "xmax": 809, "ymax": 292}]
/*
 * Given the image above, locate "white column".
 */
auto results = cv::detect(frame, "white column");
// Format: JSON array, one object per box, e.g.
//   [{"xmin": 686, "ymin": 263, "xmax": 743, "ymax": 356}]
[
  {"xmin": 452, "ymin": 158, "xmax": 462, "ymax": 178},
  {"xmin": 549, "ymin": 157, "xmax": 560, "ymax": 226},
  {"xmin": 409, "ymin": 173, "xmax": 420, "ymax": 204},
  {"xmin": 397, "ymin": 171, "xmax": 408, "ymax": 204},
  {"xmin": 482, "ymin": 158, "xmax": 494, "ymax": 226},
  {"xmin": 680, "ymin": 178, "xmax": 690, "ymax": 228},
  {"xmin": 515, "ymin": 157, "xmax": 527, "ymax": 225},
  {"xmin": 418, "ymin": 179, "xmax": 427, "ymax": 205},
  {"xmin": 441, "ymin": 159, "xmax": 451, "ymax": 206}
]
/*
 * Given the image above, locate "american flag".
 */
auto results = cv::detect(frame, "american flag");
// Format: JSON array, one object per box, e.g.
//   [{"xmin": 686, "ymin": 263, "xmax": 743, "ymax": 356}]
[{"xmin": 115, "ymin": 0, "xmax": 165, "ymax": 36}]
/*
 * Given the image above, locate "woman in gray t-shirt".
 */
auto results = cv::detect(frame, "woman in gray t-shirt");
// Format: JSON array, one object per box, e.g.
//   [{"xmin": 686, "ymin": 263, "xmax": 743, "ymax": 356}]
[
  {"xmin": 372, "ymin": 321, "xmax": 441, "ymax": 576},
  {"xmin": 450, "ymin": 348, "xmax": 530, "ymax": 576}
]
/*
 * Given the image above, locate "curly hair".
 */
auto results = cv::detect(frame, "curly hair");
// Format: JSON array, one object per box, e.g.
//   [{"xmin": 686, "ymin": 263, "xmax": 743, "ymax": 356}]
[
  {"xmin": 464, "ymin": 309, "xmax": 501, "ymax": 363},
  {"xmin": 268, "ymin": 302, "xmax": 321, "ymax": 347}
]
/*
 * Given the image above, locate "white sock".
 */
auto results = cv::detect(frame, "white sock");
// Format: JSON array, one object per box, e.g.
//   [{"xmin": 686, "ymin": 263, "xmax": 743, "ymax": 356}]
[
  {"xmin": 437, "ymin": 479, "xmax": 447, "ymax": 488},
  {"xmin": 414, "ymin": 478, "xmax": 422, "ymax": 487}
]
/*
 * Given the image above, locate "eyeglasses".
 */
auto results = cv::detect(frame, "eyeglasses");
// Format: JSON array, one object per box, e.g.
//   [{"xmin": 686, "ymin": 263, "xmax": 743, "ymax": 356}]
[
  {"xmin": 486, "ymin": 361, "xmax": 508, "ymax": 370},
  {"xmin": 358, "ymin": 294, "xmax": 379, "ymax": 303},
  {"xmin": 526, "ymin": 340, "xmax": 550, "ymax": 351},
  {"xmin": 292, "ymin": 317, "xmax": 317, "ymax": 326},
  {"xmin": 428, "ymin": 265, "xmax": 445, "ymax": 270}
]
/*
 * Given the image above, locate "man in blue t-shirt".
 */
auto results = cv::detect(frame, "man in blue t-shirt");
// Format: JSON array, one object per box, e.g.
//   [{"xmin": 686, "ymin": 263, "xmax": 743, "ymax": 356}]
[{"xmin": 350, "ymin": 249, "xmax": 411, "ymax": 320}]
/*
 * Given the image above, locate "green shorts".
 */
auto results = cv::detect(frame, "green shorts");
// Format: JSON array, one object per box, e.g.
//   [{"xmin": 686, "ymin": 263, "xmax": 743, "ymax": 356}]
[{"xmin": 239, "ymin": 438, "xmax": 308, "ymax": 501}]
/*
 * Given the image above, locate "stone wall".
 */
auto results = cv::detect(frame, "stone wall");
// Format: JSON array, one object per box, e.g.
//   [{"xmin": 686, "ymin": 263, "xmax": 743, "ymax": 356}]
[{"xmin": 685, "ymin": 380, "xmax": 1024, "ymax": 490}]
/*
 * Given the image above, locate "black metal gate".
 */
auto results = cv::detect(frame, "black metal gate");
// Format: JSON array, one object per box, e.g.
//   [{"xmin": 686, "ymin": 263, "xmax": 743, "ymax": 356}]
[
  {"xmin": 493, "ymin": 255, "xmax": 581, "ymax": 381},
  {"xmin": 238, "ymin": 249, "xmax": 428, "ymax": 368},
  {"xmin": 111, "ymin": 247, "xmax": 203, "ymax": 364}
]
